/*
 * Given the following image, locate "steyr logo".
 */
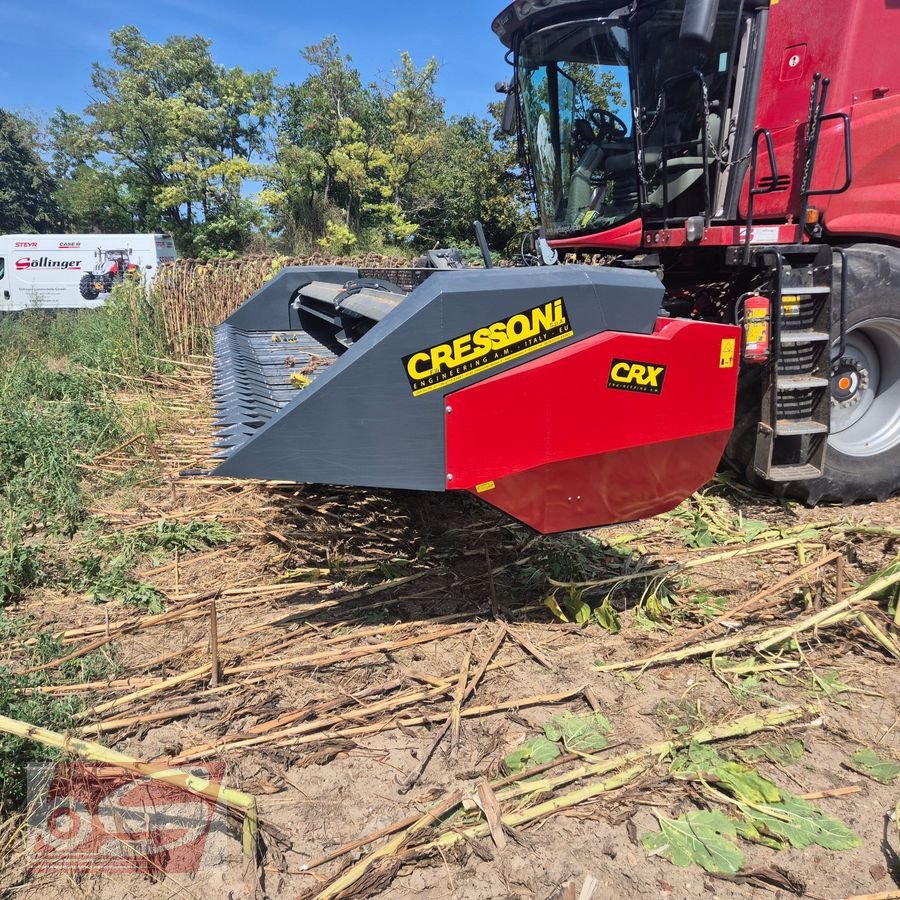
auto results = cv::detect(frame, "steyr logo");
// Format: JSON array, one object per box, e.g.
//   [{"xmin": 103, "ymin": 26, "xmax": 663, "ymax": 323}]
[{"xmin": 607, "ymin": 359, "xmax": 667, "ymax": 395}]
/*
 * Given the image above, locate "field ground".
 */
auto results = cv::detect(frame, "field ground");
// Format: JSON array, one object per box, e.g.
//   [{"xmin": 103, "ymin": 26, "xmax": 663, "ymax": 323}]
[{"xmin": 2, "ymin": 362, "xmax": 899, "ymax": 900}]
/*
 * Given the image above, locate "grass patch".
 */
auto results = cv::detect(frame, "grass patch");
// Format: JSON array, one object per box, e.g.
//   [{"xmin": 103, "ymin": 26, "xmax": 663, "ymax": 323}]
[
  {"xmin": 0, "ymin": 611, "xmax": 119, "ymax": 810},
  {"xmin": 0, "ymin": 356, "xmax": 124, "ymax": 533}
]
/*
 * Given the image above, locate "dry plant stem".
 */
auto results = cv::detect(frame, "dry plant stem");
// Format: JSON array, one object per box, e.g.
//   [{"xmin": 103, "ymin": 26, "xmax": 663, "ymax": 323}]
[
  {"xmin": 509, "ymin": 628, "xmax": 555, "ymax": 669},
  {"xmin": 450, "ymin": 635, "xmax": 475, "ymax": 754},
  {"xmin": 88, "ymin": 624, "xmax": 474, "ymax": 719},
  {"xmin": 399, "ymin": 627, "xmax": 508, "ymax": 791},
  {"xmin": 427, "ymin": 708, "xmax": 809, "ymax": 853},
  {"xmin": 209, "ymin": 597, "xmax": 220, "ymax": 688},
  {"xmin": 495, "ymin": 706, "xmax": 809, "ymax": 804},
  {"xmin": 0, "ymin": 714, "xmax": 258, "ymax": 854},
  {"xmin": 798, "ymin": 786, "xmax": 862, "ymax": 800},
  {"xmin": 81, "ymin": 701, "xmax": 221, "ymax": 735},
  {"xmin": 476, "ymin": 781, "xmax": 507, "ymax": 850},
  {"xmin": 552, "ymin": 536, "xmax": 828, "ymax": 591},
  {"xmin": 646, "ymin": 550, "xmax": 842, "ymax": 658},
  {"xmin": 315, "ymin": 790, "xmax": 463, "ymax": 900},
  {"xmin": 857, "ymin": 612, "xmax": 900, "ymax": 659},
  {"xmin": 754, "ymin": 568, "xmax": 900, "ymax": 652},
  {"xmin": 595, "ymin": 572, "xmax": 900, "ymax": 673}
]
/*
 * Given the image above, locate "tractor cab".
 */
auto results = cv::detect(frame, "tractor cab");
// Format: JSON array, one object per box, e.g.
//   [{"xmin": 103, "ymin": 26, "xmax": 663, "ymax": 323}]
[
  {"xmin": 98, "ymin": 248, "xmax": 134, "ymax": 275},
  {"xmin": 494, "ymin": 0, "xmax": 747, "ymax": 250}
]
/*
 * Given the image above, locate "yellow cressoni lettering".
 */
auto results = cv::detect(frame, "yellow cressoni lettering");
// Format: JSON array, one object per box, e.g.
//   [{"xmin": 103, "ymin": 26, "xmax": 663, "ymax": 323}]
[
  {"xmin": 430, "ymin": 344, "xmax": 454, "ymax": 371},
  {"xmin": 472, "ymin": 327, "xmax": 493, "ymax": 356},
  {"xmin": 407, "ymin": 352, "xmax": 433, "ymax": 380}
]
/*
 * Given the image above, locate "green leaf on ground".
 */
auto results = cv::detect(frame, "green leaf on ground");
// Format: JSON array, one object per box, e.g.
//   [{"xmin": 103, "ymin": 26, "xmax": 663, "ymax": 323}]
[
  {"xmin": 741, "ymin": 519, "xmax": 770, "ymax": 541},
  {"xmin": 503, "ymin": 736, "xmax": 560, "ymax": 773},
  {"xmin": 594, "ymin": 598, "xmax": 621, "ymax": 634},
  {"xmin": 671, "ymin": 745, "xmax": 781, "ymax": 804},
  {"xmin": 847, "ymin": 749, "xmax": 900, "ymax": 784},
  {"xmin": 543, "ymin": 593, "xmax": 569, "ymax": 623},
  {"xmin": 737, "ymin": 740, "xmax": 805, "ymax": 767},
  {"xmin": 809, "ymin": 672, "xmax": 852, "ymax": 707},
  {"xmin": 543, "ymin": 711, "xmax": 611, "ymax": 752},
  {"xmin": 737, "ymin": 791, "xmax": 860, "ymax": 851},
  {"xmin": 642, "ymin": 810, "xmax": 744, "ymax": 874}
]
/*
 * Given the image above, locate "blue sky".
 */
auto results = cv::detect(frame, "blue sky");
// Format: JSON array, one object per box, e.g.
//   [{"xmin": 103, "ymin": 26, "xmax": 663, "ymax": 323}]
[{"xmin": 0, "ymin": 0, "xmax": 510, "ymax": 123}]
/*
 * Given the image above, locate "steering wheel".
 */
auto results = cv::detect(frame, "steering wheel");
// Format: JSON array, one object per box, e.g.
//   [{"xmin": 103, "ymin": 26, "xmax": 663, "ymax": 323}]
[{"xmin": 588, "ymin": 108, "xmax": 628, "ymax": 141}]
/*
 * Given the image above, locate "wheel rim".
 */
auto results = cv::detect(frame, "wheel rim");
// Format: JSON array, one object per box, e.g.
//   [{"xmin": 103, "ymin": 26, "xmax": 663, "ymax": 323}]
[{"xmin": 829, "ymin": 317, "xmax": 900, "ymax": 457}]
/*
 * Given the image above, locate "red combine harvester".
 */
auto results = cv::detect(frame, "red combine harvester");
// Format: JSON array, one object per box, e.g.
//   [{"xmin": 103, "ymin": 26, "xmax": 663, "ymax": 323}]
[{"xmin": 208, "ymin": 0, "xmax": 899, "ymax": 534}]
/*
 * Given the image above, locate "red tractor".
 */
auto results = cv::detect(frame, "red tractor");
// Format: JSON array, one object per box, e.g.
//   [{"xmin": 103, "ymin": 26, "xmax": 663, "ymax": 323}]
[
  {"xmin": 206, "ymin": 0, "xmax": 898, "ymax": 534},
  {"xmin": 79, "ymin": 248, "xmax": 137, "ymax": 301}
]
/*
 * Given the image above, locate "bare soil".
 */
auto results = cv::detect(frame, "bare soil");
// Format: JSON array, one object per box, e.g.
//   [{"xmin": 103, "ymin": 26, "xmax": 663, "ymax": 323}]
[{"xmin": 5, "ymin": 369, "xmax": 899, "ymax": 900}]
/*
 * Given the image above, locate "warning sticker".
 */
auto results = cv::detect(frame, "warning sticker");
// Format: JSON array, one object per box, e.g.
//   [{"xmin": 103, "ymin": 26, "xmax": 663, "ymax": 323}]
[
  {"xmin": 475, "ymin": 481, "xmax": 496, "ymax": 494},
  {"xmin": 720, "ymin": 338, "xmax": 736, "ymax": 368},
  {"xmin": 402, "ymin": 298, "xmax": 573, "ymax": 397}
]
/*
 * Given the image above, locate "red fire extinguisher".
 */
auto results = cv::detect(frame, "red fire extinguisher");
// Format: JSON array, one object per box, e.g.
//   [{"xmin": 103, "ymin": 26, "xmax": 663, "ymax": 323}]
[{"xmin": 742, "ymin": 294, "xmax": 771, "ymax": 363}]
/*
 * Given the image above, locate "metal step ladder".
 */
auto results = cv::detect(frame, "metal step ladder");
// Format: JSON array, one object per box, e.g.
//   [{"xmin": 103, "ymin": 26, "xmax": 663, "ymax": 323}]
[{"xmin": 753, "ymin": 244, "xmax": 836, "ymax": 482}]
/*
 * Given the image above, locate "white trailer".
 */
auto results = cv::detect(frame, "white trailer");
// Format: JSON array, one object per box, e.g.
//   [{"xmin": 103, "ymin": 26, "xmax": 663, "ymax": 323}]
[{"xmin": 0, "ymin": 234, "xmax": 177, "ymax": 312}]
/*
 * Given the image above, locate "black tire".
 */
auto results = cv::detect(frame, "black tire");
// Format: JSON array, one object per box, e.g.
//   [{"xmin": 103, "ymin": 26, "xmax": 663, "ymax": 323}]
[
  {"xmin": 79, "ymin": 273, "xmax": 100, "ymax": 300},
  {"xmin": 726, "ymin": 243, "xmax": 900, "ymax": 505}
]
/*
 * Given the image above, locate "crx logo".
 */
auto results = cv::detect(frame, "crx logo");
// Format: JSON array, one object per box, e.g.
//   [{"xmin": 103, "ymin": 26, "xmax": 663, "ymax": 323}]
[{"xmin": 607, "ymin": 359, "xmax": 667, "ymax": 395}]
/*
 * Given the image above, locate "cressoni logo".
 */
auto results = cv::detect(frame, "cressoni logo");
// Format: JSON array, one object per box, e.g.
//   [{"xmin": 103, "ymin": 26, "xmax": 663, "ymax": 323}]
[
  {"xmin": 402, "ymin": 298, "xmax": 573, "ymax": 396},
  {"xmin": 607, "ymin": 358, "xmax": 667, "ymax": 395}
]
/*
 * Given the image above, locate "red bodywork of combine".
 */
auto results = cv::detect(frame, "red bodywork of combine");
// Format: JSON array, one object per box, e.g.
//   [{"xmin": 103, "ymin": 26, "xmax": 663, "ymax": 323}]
[
  {"xmin": 547, "ymin": 0, "xmax": 900, "ymax": 254},
  {"xmin": 749, "ymin": 0, "xmax": 900, "ymax": 240},
  {"xmin": 445, "ymin": 318, "xmax": 740, "ymax": 532}
]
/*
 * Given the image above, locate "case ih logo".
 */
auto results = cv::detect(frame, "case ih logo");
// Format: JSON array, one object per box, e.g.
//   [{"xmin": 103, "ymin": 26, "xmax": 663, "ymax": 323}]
[
  {"xmin": 58, "ymin": 241, "xmax": 81, "ymax": 249},
  {"xmin": 15, "ymin": 257, "xmax": 82, "ymax": 271},
  {"xmin": 27, "ymin": 762, "xmax": 229, "ymax": 875},
  {"xmin": 14, "ymin": 241, "xmax": 38, "ymax": 248}
]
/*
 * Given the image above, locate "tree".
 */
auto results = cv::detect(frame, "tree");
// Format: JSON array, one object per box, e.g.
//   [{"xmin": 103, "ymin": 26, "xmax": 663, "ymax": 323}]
[
  {"xmin": 271, "ymin": 37, "xmax": 390, "ymax": 250},
  {"xmin": 0, "ymin": 109, "xmax": 60, "ymax": 233},
  {"xmin": 48, "ymin": 109, "xmax": 133, "ymax": 232},
  {"xmin": 60, "ymin": 26, "xmax": 276, "ymax": 256},
  {"xmin": 417, "ymin": 112, "xmax": 528, "ymax": 251}
]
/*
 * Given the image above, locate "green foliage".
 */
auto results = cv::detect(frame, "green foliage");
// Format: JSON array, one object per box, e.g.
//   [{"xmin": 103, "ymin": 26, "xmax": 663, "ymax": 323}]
[
  {"xmin": 665, "ymin": 496, "xmax": 771, "ymax": 548},
  {"xmin": 645, "ymin": 742, "xmax": 860, "ymax": 875},
  {"xmin": 100, "ymin": 518, "xmax": 236, "ymax": 557},
  {"xmin": 734, "ymin": 792, "xmax": 860, "ymax": 851},
  {"xmin": 49, "ymin": 26, "xmax": 274, "ymax": 256},
  {"xmin": 593, "ymin": 598, "xmax": 622, "ymax": 634},
  {"xmin": 0, "ymin": 355, "xmax": 123, "ymax": 532},
  {"xmin": 642, "ymin": 811, "xmax": 744, "ymax": 874},
  {"xmin": 846, "ymin": 749, "xmax": 900, "ymax": 784},
  {"xmin": 0, "ymin": 520, "xmax": 41, "ymax": 607},
  {"xmin": 0, "ymin": 109, "xmax": 61, "ymax": 232},
  {"xmin": 318, "ymin": 221, "xmax": 358, "ymax": 255},
  {"xmin": 736, "ymin": 740, "xmax": 805, "ymax": 767},
  {"xmin": 68, "ymin": 554, "xmax": 166, "ymax": 614},
  {"xmin": 35, "ymin": 27, "xmax": 529, "ymax": 255},
  {"xmin": 543, "ymin": 712, "xmax": 611, "ymax": 753},
  {"xmin": 0, "ymin": 612, "xmax": 118, "ymax": 810},
  {"xmin": 503, "ymin": 736, "xmax": 561, "ymax": 773}
]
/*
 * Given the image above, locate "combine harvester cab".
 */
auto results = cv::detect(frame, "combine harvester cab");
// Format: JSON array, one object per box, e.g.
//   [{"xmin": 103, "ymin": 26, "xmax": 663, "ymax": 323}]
[{"xmin": 212, "ymin": 264, "xmax": 740, "ymax": 534}]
